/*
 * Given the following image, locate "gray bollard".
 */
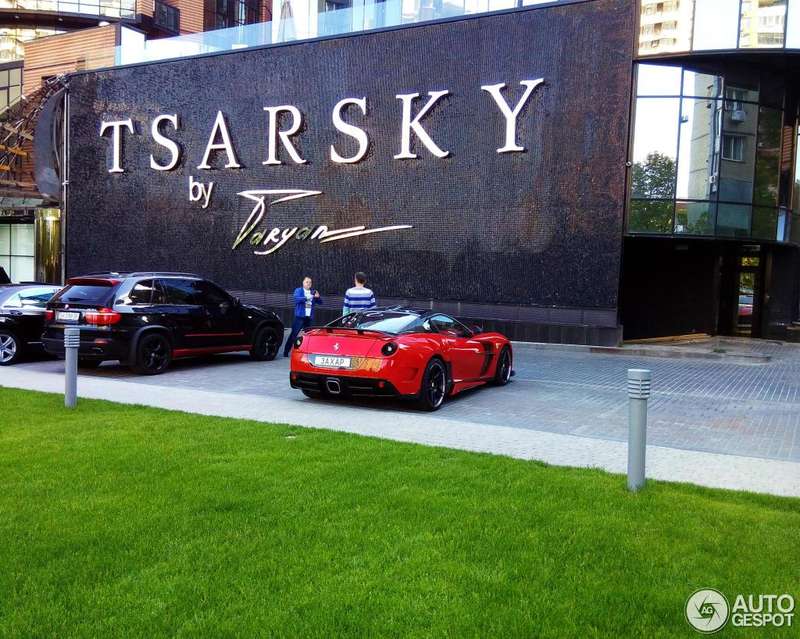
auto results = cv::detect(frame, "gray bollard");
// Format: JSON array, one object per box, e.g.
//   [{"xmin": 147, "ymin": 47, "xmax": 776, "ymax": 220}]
[
  {"xmin": 627, "ymin": 368, "xmax": 651, "ymax": 492},
  {"xmin": 64, "ymin": 327, "xmax": 80, "ymax": 408}
]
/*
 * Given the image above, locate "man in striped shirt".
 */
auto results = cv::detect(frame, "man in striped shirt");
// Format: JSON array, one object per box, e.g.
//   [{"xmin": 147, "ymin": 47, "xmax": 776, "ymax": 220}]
[{"xmin": 342, "ymin": 272, "xmax": 376, "ymax": 315}]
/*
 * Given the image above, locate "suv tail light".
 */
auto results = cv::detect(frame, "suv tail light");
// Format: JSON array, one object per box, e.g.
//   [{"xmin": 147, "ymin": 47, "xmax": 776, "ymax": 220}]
[
  {"xmin": 84, "ymin": 308, "xmax": 121, "ymax": 326},
  {"xmin": 44, "ymin": 309, "xmax": 54, "ymax": 321}
]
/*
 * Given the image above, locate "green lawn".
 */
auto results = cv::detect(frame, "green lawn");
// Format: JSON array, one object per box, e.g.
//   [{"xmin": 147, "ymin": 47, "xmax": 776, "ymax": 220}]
[{"xmin": 0, "ymin": 388, "xmax": 797, "ymax": 638}]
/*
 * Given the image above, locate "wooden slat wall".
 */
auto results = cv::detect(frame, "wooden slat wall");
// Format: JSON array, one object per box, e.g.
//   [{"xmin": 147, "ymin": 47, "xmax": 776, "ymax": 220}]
[
  {"xmin": 169, "ymin": 0, "xmax": 204, "ymax": 33},
  {"xmin": 138, "ymin": 0, "xmax": 155, "ymax": 16},
  {"xmin": 22, "ymin": 26, "xmax": 117, "ymax": 96}
]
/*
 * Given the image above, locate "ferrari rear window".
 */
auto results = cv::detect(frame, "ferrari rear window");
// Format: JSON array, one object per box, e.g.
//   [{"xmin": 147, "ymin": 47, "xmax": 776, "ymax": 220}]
[{"xmin": 332, "ymin": 312, "xmax": 422, "ymax": 334}]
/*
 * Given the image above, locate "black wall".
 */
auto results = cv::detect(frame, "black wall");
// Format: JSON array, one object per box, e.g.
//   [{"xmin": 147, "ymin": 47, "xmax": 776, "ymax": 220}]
[
  {"xmin": 620, "ymin": 238, "xmax": 719, "ymax": 339},
  {"xmin": 66, "ymin": 0, "xmax": 634, "ymax": 336}
]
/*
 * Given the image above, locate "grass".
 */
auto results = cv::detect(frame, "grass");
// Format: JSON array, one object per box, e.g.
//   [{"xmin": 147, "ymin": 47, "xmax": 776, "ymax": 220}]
[{"xmin": 0, "ymin": 388, "xmax": 797, "ymax": 638}]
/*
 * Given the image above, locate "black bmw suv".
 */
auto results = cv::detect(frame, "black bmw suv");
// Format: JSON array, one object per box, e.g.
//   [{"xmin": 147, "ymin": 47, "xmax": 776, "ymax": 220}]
[{"xmin": 42, "ymin": 272, "xmax": 284, "ymax": 374}]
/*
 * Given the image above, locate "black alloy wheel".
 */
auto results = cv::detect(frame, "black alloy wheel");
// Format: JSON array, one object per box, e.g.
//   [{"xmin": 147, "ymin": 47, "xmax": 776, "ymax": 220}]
[
  {"xmin": 492, "ymin": 347, "xmax": 512, "ymax": 386},
  {"xmin": 250, "ymin": 326, "xmax": 280, "ymax": 361},
  {"xmin": 132, "ymin": 333, "xmax": 172, "ymax": 375},
  {"xmin": 0, "ymin": 330, "xmax": 20, "ymax": 366},
  {"xmin": 417, "ymin": 358, "xmax": 448, "ymax": 411}
]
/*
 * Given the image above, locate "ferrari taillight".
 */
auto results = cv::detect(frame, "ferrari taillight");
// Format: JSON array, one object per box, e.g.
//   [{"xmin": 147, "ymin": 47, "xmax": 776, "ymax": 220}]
[
  {"xmin": 84, "ymin": 308, "xmax": 121, "ymax": 326},
  {"xmin": 381, "ymin": 342, "xmax": 398, "ymax": 356}
]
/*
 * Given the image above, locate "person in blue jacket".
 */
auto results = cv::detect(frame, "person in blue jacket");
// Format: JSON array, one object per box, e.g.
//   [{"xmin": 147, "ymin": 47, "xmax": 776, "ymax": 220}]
[{"xmin": 284, "ymin": 275, "xmax": 323, "ymax": 357}]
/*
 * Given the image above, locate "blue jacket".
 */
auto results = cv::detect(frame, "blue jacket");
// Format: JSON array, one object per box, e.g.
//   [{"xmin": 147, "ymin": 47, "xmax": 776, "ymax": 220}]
[{"xmin": 293, "ymin": 287, "xmax": 323, "ymax": 318}]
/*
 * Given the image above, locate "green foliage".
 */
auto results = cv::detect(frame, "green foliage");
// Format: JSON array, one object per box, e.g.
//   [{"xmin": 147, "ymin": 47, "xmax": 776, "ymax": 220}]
[
  {"xmin": 631, "ymin": 152, "xmax": 676, "ymax": 199},
  {"xmin": 1, "ymin": 389, "xmax": 798, "ymax": 637}
]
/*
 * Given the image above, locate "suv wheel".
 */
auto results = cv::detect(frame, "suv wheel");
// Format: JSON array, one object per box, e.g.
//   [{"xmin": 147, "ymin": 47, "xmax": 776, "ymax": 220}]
[
  {"xmin": 132, "ymin": 333, "xmax": 172, "ymax": 375},
  {"xmin": 250, "ymin": 326, "xmax": 280, "ymax": 361},
  {"xmin": 0, "ymin": 330, "xmax": 20, "ymax": 366}
]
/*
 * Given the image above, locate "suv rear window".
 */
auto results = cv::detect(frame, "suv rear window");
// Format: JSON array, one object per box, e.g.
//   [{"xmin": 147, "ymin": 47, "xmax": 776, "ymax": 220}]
[{"xmin": 54, "ymin": 285, "xmax": 115, "ymax": 305}]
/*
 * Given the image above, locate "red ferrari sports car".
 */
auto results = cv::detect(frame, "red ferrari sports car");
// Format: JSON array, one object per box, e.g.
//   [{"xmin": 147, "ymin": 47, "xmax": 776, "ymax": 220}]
[{"xmin": 289, "ymin": 307, "xmax": 513, "ymax": 410}]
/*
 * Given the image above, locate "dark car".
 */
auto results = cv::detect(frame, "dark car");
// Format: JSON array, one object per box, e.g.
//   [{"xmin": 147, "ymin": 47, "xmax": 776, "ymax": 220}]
[
  {"xmin": 0, "ymin": 283, "xmax": 62, "ymax": 365},
  {"xmin": 42, "ymin": 272, "xmax": 284, "ymax": 374}
]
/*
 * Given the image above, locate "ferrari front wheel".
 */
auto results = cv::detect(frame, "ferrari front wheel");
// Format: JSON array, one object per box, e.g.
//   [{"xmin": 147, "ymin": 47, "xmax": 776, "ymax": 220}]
[
  {"xmin": 492, "ymin": 346, "xmax": 512, "ymax": 386},
  {"xmin": 417, "ymin": 358, "xmax": 447, "ymax": 411}
]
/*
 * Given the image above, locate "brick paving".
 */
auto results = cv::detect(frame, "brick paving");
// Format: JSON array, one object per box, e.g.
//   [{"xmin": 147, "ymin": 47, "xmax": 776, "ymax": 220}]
[{"xmin": 4, "ymin": 340, "xmax": 800, "ymax": 494}]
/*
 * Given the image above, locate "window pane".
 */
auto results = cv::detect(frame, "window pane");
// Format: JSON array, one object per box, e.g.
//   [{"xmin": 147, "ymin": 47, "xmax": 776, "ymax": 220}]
[
  {"xmin": 740, "ymin": 0, "xmax": 787, "ymax": 49},
  {"xmin": 676, "ymin": 97, "xmax": 720, "ymax": 200},
  {"xmin": 751, "ymin": 206, "xmax": 779, "ymax": 239},
  {"xmin": 719, "ymin": 100, "xmax": 758, "ymax": 203},
  {"xmin": 636, "ymin": 64, "xmax": 682, "ymax": 96},
  {"xmin": 682, "ymin": 70, "xmax": 723, "ymax": 99},
  {"xmin": 693, "ymin": 0, "xmax": 740, "ymax": 50},
  {"xmin": 9, "ymin": 256, "xmax": 34, "ymax": 282},
  {"xmin": 675, "ymin": 200, "xmax": 716, "ymax": 235},
  {"xmin": 628, "ymin": 200, "xmax": 674, "ymax": 234},
  {"xmin": 0, "ymin": 225, "xmax": 9, "ymax": 255},
  {"xmin": 787, "ymin": 0, "xmax": 800, "ymax": 47},
  {"xmin": 716, "ymin": 203, "xmax": 751, "ymax": 237},
  {"xmin": 10, "ymin": 224, "xmax": 34, "ymax": 256},
  {"xmin": 0, "ymin": 70, "xmax": 9, "ymax": 87},
  {"xmin": 631, "ymin": 98, "xmax": 679, "ymax": 199},
  {"xmin": 753, "ymin": 107, "xmax": 781, "ymax": 207},
  {"xmin": 8, "ymin": 67, "xmax": 20, "ymax": 85}
]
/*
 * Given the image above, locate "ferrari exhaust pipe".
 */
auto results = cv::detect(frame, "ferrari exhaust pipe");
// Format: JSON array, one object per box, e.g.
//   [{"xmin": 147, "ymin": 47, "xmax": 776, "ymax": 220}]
[{"xmin": 326, "ymin": 378, "xmax": 342, "ymax": 395}]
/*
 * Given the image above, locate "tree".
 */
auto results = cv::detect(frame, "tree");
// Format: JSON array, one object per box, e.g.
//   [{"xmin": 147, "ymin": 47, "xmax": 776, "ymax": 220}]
[
  {"xmin": 631, "ymin": 151, "xmax": 676, "ymax": 199},
  {"xmin": 629, "ymin": 152, "xmax": 677, "ymax": 233}
]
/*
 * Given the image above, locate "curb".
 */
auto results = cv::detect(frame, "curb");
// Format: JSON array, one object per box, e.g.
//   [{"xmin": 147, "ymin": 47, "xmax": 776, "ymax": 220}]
[{"xmin": 510, "ymin": 340, "xmax": 771, "ymax": 364}]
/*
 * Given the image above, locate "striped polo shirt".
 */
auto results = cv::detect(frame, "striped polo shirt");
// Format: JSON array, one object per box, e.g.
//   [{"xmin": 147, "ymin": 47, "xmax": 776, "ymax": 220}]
[{"xmin": 343, "ymin": 286, "xmax": 376, "ymax": 314}]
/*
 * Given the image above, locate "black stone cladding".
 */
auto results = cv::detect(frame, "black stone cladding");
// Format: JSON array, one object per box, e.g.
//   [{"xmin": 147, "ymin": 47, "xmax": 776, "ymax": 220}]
[{"xmin": 66, "ymin": 0, "xmax": 634, "ymax": 344}]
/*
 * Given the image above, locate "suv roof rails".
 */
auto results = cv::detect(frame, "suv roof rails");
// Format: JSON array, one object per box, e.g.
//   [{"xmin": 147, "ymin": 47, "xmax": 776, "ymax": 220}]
[
  {"xmin": 128, "ymin": 271, "xmax": 202, "ymax": 278},
  {"xmin": 77, "ymin": 271, "xmax": 202, "ymax": 278}
]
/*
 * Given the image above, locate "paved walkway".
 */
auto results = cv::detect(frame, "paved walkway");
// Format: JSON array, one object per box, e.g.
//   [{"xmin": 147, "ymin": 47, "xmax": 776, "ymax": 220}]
[{"xmin": 3, "ymin": 341, "xmax": 800, "ymax": 497}]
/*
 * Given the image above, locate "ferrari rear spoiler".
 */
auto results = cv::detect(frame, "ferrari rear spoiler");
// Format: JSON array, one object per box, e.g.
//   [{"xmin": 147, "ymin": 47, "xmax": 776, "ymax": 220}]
[{"xmin": 323, "ymin": 327, "xmax": 391, "ymax": 337}]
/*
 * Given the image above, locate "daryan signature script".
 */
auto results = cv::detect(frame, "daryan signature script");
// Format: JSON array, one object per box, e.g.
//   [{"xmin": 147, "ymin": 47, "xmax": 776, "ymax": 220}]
[{"xmin": 232, "ymin": 189, "xmax": 413, "ymax": 256}]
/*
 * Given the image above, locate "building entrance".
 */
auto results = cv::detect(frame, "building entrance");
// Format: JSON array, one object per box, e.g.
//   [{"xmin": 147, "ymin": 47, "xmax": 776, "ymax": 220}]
[{"xmin": 620, "ymin": 237, "xmax": 799, "ymax": 341}]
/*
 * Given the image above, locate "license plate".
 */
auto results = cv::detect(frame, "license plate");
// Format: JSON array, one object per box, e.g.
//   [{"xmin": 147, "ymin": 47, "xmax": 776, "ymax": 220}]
[
  {"xmin": 312, "ymin": 355, "xmax": 351, "ymax": 369},
  {"xmin": 56, "ymin": 311, "xmax": 80, "ymax": 322}
]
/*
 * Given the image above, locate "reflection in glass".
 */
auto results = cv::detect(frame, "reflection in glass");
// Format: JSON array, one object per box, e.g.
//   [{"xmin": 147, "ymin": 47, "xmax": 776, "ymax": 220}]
[
  {"xmin": 751, "ymin": 206, "xmax": 779, "ymax": 239},
  {"xmin": 718, "ymin": 95, "xmax": 758, "ymax": 203},
  {"xmin": 693, "ymin": 0, "xmax": 740, "ymax": 50},
  {"xmin": 788, "ymin": 0, "xmax": 800, "ymax": 47},
  {"xmin": 675, "ymin": 200, "xmax": 716, "ymax": 235},
  {"xmin": 677, "ymin": 97, "xmax": 720, "ymax": 200},
  {"xmin": 740, "ymin": 0, "xmax": 787, "ymax": 49},
  {"xmin": 631, "ymin": 98, "xmax": 679, "ymax": 199},
  {"xmin": 637, "ymin": 64, "xmax": 682, "ymax": 96},
  {"xmin": 716, "ymin": 203, "xmax": 752, "ymax": 237},
  {"xmin": 753, "ymin": 107, "xmax": 782, "ymax": 207},
  {"xmin": 682, "ymin": 70, "xmax": 723, "ymax": 99},
  {"xmin": 638, "ymin": 0, "xmax": 693, "ymax": 55},
  {"xmin": 628, "ymin": 200, "xmax": 674, "ymax": 234}
]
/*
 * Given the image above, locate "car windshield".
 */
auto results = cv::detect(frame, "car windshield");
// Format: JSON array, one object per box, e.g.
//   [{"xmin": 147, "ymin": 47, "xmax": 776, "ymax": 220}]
[{"xmin": 330, "ymin": 311, "xmax": 421, "ymax": 334}]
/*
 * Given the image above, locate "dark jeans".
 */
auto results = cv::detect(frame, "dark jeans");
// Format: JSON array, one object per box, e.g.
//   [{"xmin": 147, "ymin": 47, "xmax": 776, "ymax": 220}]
[{"xmin": 284, "ymin": 316, "xmax": 312, "ymax": 356}]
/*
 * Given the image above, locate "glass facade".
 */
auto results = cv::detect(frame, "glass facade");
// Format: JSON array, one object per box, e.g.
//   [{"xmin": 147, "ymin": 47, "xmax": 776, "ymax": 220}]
[
  {"xmin": 116, "ymin": 0, "xmax": 569, "ymax": 64},
  {"xmin": 628, "ymin": 63, "xmax": 794, "ymax": 242},
  {"xmin": 0, "ymin": 222, "xmax": 35, "ymax": 282},
  {"xmin": 639, "ymin": 0, "xmax": 800, "ymax": 56},
  {"xmin": 0, "ymin": 0, "xmax": 136, "ymax": 18}
]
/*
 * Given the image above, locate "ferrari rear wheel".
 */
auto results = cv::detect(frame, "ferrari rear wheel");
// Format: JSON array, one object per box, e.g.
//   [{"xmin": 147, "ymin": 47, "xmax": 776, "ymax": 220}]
[
  {"xmin": 492, "ymin": 346, "xmax": 512, "ymax": 386},
  {"xmin": 417, "ymin": 358, "xmax": 447, "ymax": 411}
]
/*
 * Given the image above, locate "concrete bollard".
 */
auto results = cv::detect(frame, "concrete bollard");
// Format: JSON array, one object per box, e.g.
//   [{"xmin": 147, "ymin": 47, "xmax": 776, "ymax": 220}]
[
  {"xmin": 64, "ymin": 327, "xmax": 80, "ymax": 408},
  {"xmin": 627, "ymin": 368, "xmax": 651, "ymax": 492}
]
